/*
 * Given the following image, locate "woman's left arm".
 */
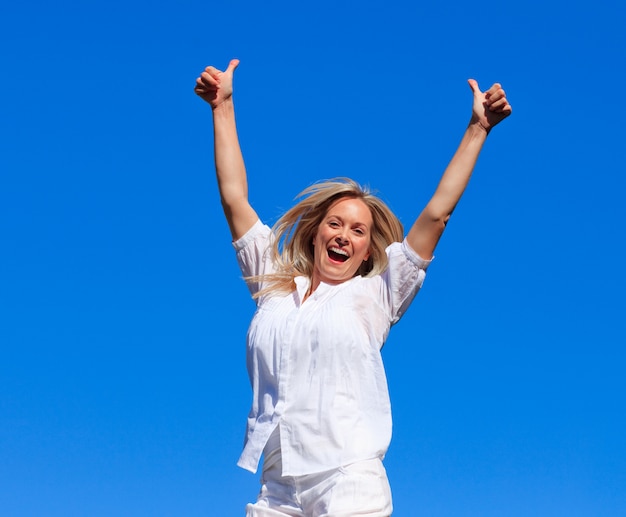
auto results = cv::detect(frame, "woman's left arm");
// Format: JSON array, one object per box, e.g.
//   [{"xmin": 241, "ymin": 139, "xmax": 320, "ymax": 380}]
[{"xmin": 406, "ymin": 80, "xmax": 512, "ymax": 259}]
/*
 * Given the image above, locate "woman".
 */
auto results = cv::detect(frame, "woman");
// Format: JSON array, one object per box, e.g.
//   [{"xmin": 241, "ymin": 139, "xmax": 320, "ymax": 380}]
[{"xmin": 195, "ymin": 59, "xmax": 511, "ymax": 517}]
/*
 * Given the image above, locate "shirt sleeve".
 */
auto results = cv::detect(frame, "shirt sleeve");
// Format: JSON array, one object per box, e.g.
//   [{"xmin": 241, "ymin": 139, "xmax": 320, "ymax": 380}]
[
  {"xmin": 382, "ymin": 238, "xmax": 433, "ymax": 325},
  {"xmin": 232, "ymin": 219, "xmax": 276, "ymax": 297}
]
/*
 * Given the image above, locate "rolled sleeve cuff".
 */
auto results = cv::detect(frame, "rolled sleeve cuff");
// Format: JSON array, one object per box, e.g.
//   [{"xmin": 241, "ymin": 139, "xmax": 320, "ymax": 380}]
[
  {"xmin": 232, "ymin": 219, "xmax": 266, "ymax": 252},
  {"xmin": 401, "ymin": 238, "xmax": 433, "ymax": 270}
]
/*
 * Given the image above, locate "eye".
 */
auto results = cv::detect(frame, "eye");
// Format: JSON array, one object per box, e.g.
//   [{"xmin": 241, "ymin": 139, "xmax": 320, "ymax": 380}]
[
  {"xmin": 328, "ymin": 221, "xmax": 340, "ymax": 228},
  {"xmin": 353, "ymin": 227, "xmax": 366, "ymax": 236}
]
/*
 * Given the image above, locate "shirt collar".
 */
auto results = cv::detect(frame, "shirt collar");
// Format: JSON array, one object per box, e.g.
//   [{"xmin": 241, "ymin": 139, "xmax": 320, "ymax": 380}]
[{"xmin": 294, "ymin": 276, "xmax": 310, "ymax": 305}]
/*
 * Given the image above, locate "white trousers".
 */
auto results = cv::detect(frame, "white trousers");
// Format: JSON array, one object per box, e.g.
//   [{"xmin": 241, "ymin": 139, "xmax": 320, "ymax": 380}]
[{"xmin": 246, "ymin": 431, "xmax": 392, "ymax": 517}]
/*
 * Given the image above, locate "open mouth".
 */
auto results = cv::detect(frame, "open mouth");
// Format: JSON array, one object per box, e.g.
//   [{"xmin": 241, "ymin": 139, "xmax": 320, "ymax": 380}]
[{"xmin": 328, "ymin": 247, "xmax": 349, "ymax": 263}]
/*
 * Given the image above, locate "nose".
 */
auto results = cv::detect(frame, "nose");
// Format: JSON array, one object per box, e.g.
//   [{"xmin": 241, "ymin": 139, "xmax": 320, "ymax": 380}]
[{"xmin": 335, "ymin": 234, "xmax": 348, "ymax": 246}]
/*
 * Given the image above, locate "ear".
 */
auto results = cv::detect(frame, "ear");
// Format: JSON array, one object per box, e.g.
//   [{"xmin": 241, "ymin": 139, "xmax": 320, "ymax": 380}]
[{"xmin": 363, "ymin": 249, "xmax": 370, "ymax": 261}]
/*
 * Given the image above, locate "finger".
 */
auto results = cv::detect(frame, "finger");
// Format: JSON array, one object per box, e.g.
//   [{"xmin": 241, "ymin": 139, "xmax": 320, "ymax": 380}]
[
  {"xmin": 484, "ymin": 83, "xmax": 503, "ymax": 99},
  {"xmin": 194, "ymin": 81, "xmax": 214, "ymax": 94},
  {"xmin": 488, "ymin": 88, "xmax": 506, "ymax": 102},
  {"xmin": 204, "ymin": 65, "xmax": 221, "ymax": 79},
  {"xmin": 487, "ymin": 96, "xmax": 509, "ymax": 111},
  {"xmin": 194, "ymin": 84, "xmax": 213, "ymax": 95},
  {"xmin": 226, "ymin": 59, "xmax": 240, "ymax": 74},
  {"xmin": 198, "ymin": 71, "xmax": 220, "ymax": 88},
  {"xmin": 490, "ymin": 101, "xmax": 512, "ymax": 115},
  {"xmin": 485, "ymin": 88, "xmax": 508, "ymax": 110},
  {"xmin": 498, "ymin": 104, "xmax": 513, "ymax": 116},
  {"xmin": 467, "ymin": 78, "xmax": 482, "ymax": 96},
  {"xmin": 486, "ymin": 82, "xmax": 502, "ymax": 94}
]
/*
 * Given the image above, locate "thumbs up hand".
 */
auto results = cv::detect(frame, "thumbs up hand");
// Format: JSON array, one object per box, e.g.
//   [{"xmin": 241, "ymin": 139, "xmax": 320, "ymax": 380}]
[
  {"xmin": 195, "ymin": 59, "xmax": 240, "ymax": 110},
  {"xmin": 467, "ymin": 79, "xmax": 512, "ymax": 133}
]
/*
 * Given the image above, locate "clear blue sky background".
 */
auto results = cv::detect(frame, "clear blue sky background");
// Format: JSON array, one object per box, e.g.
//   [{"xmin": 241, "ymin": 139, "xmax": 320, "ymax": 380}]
[{"xmin": 2, "ymin": 0, "xmax": 625, "ymax": 515}]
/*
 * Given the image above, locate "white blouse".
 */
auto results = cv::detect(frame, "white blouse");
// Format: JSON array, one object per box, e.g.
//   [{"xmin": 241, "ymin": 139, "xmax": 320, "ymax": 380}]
[{"xmin": 233, "ymin": 220, "xmax": 431, "ymax": 476}]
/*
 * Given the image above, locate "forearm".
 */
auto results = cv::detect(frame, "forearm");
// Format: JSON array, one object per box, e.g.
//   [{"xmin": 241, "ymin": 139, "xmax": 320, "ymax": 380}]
[
  {"xmin": 212, "ymin": 99, "xmax": 257, "ymax": 239},
  {"xmin": 427, "ymin": 122, "xmax": 487, "ymax": 221},
  {"xmin": 213, "ymin": 99, "xmax": 247, "ymax": 204},
  {"xmin": 407, "ymin": 122, "xmax": 488, "ymax": 258}
]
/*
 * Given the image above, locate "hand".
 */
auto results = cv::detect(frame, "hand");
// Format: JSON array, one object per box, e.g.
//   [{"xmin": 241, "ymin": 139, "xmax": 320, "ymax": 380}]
[
  {"xmin": 467, "ymin": 79, "xmax": 512, "ymax": 133},
  {"xmin": 195, "ymin": 59, "xmax": 240, "ymax": 109}
]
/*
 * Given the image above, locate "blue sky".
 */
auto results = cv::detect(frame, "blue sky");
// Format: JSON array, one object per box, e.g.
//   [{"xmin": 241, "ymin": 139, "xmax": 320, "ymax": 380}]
[{"xmin": 1, "ymin": 0, "xmax": 625, "ymax": 515}]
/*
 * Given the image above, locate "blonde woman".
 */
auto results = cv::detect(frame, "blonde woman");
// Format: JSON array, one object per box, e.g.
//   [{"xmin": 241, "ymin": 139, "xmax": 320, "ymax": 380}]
[{"xmin": 195, "ymin": 59, "xmax": 511, "ymax": 517}]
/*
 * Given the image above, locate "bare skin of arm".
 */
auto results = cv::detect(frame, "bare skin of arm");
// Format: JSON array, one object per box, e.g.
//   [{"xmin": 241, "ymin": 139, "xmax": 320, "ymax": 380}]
[
  {"xmin": 196, "ymin": 63, "xmax": 511, "ymax": 250},
  {"xmin": 407, "ymin": 80, "xmax": 512, "ymax": 259},
  {"xmin": 195, "ymin": 60, "xmax": 258, "ymax": 240}
]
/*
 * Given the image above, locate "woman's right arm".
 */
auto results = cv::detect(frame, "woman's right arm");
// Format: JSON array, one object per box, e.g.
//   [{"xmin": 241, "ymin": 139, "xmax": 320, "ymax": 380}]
[{"xmin": 195, "ymin": 59, "xmax": 259, "ymax": 240}]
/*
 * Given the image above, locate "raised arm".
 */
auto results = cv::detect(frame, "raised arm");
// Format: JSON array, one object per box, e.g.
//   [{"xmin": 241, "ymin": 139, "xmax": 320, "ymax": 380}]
[
  {"xmin": 195, "ymin": 59, "xmax": 259, "ymax": 240},
  {"xmin": 406, "ymin": 80, "xmax": 512, "ymax": 259}
]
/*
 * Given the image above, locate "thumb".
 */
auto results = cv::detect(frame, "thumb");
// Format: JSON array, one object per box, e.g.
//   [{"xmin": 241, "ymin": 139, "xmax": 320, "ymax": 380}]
[
  {"xmin": 226, "ymin": 59, "xmax": 240, "ymax": 74},
  {"xmin": 467, "ymin": 78, "xmax": 481, "ymax": 96}
]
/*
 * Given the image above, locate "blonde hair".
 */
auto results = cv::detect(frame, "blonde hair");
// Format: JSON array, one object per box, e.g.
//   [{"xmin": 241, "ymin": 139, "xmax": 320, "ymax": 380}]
[{"xmin": 251, "ymin": 178, "xmax": 404, "ymax": 298}]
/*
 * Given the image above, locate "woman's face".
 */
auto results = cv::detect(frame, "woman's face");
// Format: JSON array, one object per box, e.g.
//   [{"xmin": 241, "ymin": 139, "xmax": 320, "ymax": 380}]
[{"xmin": 311, "ymin": 197, "xmax": 373, "ymax": 288}]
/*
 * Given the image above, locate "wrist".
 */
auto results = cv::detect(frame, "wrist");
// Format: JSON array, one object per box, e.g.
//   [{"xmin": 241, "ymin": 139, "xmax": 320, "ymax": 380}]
[
  {"xmin": 212, "ymin": 97, "xmax": 235, "ymax": 116},
  {"xmin": 468, "ymin": 116, "xmax": 490, "ymax": 136}
]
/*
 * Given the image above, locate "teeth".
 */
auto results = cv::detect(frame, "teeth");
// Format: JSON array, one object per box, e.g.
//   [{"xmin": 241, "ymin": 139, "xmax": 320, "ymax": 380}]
[{"xmin": 329, "ymin": 247, "xmax": 349, "ymax": 257}]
